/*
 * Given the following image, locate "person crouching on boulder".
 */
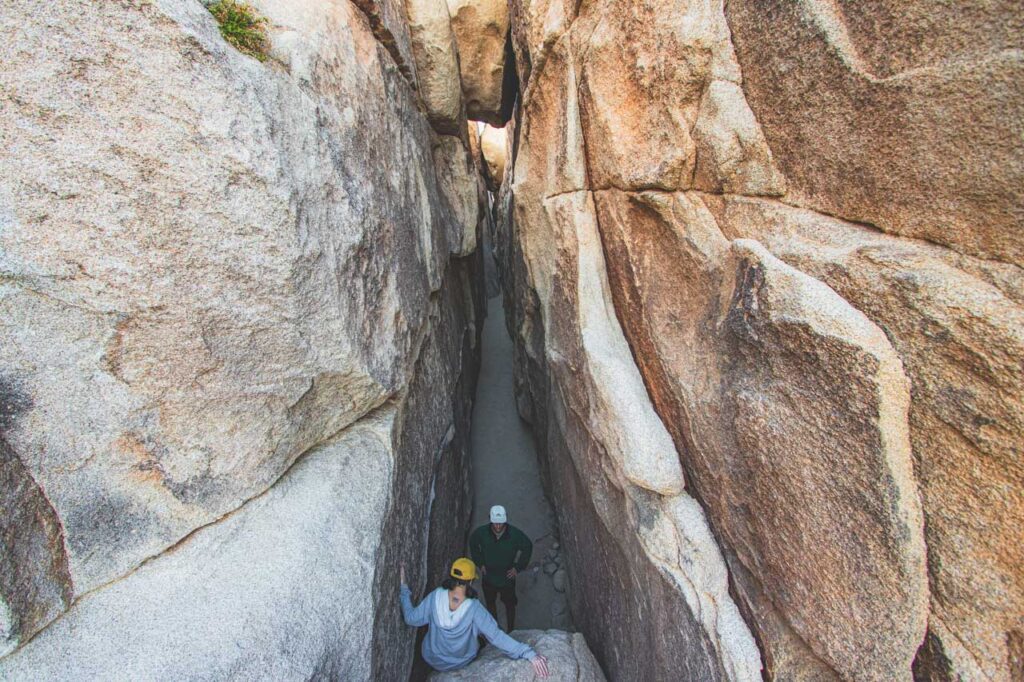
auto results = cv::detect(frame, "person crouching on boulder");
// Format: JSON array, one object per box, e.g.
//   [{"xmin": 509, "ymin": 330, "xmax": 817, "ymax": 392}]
[{"xmin": 400, "ymin": 558, "xmax": 550, "ymax": 677}]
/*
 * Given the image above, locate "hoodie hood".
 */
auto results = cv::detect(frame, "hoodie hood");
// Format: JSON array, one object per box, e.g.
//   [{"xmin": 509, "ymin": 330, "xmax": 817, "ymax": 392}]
[{"xmin": 431, "ymin": 588, "xmax": 476, "ymax": 632}]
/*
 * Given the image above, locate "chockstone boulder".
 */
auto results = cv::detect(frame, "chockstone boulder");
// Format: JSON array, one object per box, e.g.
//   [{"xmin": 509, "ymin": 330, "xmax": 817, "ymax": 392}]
[
  {"xmin": 430, "ymin": 630, "xmax": 606, "ymax": 681},
  {"xmin": 479, "ymin": 124, "xmax": 508, "ymax": 191},
  {"xmin": 445, "ymin": 0, "xmax": 514, "ymax": 124},
  {"xmin": 404, "ymin": 0, "xmax": 465, "ymax": 134}
]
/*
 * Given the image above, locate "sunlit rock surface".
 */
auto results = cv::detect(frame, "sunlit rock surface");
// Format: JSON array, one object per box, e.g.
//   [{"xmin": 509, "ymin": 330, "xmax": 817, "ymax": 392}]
[
  {"xmin": 445, "ymin": 0, "xmax": 513, "ymax": 123},
  {"xmin": 496, "ymin": 0, "xmax": 1022, "ymax": 680},
  {"xmin": 1, "ymin": 0, "xmax": 1021, "ymax": 678},
  {"xmin": 479, "ymin": 124, "xmax": 508, "ymax": 191},
  {"xmin": 0, "ymin": 0, "xmax": 484, "ymax": 672}
]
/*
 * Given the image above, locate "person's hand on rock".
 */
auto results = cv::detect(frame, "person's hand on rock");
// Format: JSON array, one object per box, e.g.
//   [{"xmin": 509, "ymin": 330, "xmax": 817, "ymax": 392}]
[
  {"xmin": 531, "ymin": 655, "xmax": 550, "ymax": 678},
  {"xmin": 506, "ymin": 567, "xmax": 517, "ymax": 579},
  {"xmin": 480, "ymin": 566, "xmax": 487, "ymax": 576},
  {"xmin": 400, "ymin": 564, "xmax": 406, "ymax": 587}
]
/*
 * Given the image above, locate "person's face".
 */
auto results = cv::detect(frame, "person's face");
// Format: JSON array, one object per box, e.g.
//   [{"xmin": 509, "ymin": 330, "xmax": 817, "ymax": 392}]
[{"xmin": 491, "ymin": 522, "xmax": 507, "ymax": 534}]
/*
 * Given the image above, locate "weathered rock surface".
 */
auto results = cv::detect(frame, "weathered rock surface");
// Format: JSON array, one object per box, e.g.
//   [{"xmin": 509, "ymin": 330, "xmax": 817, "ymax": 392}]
[
  {"xmin": 1, "ymin": 270, "xmax": 482, "ymax": 678},
  {"xmin": 431, "ymin": 630, "xmax": 606, "ymax": 681},
  {"xmin": 434, "ymin": 135, "xmax": 482, "ymax": 255},
  {"xmin": 704, "ymin": 194, "xmax": 1024, "ymax": 681},
  {"xmin": 725, "ymin": 0, "xmax": 1024, "ymax": 265},
  {"xmin": 498, "ymin": 56, "xmax": 764, "ymax": 674},
  {"xmin": 446, "ymin": 0, "xmax": 514, "ymax": 123},
  {"xmin": 350, "ymin": 0, "xmax": 422, "ymax": 87},
  {"xmin": 405, "ymin": 0, "xmax": 464, "ymax": 133},
  {"xmin": 1, "ymin": 242, "xmax": 483, "ymax": 679},
  {"xmin": 573, "ymin": 0, "xmax": 781, "ymax": 194},
  {"xmin": 2, "ymin": 406, "xmax": 398, "ymax": 680},
  {"xmin": 2, "ymin": 0, "xmax": 1021, "ymax": 678},
  {"xmin": 598, "ymin": 192, "xmax": 929, "ymax": 680},
  {"xmin": 0, "ymin": 0, "xmax": 484, "ymax": 672},
  {"xmin": 497, "ymin": 0, "xmax": 1022, "ymax": 680},
  {"xmin": 0, "ymin": 437, "xmax": 71, "ymax": 659}
]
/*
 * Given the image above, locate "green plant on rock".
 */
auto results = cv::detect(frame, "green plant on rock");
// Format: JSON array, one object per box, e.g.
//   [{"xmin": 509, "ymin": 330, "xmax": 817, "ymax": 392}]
[{"xmin": 207, "ymin": 0, "xmax": 269, "ymax": 62}]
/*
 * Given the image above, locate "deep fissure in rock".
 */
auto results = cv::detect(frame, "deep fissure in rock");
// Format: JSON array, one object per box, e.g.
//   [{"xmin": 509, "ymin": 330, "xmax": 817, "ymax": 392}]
[{"xmin": 466, "ymin": 293, "xmax": 571, "ymax": 632}]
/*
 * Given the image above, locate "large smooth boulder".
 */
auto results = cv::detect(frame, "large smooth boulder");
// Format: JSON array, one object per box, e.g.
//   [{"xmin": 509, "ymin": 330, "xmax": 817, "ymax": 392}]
[
  {"xmin": 497, "ymin": 24, "xmax": 765, "ymax": 677},
  {"xmin": 431, "ymin": 630, "xmax": 606, "ymax": 681},
  {"xmin": 1, "ymin": 241, "xmax": 483, "ymax": 678},
  {"xmin": 445, "ymin": 0, "xmax": 513, "ymax": 124},
  {"xmin": 0, "ymin": 0, "xmax": 482, "ymax": 667},
  {"xmin": 1, "ymin": 407, "xmax": 399, "ymax": 680},
  {"xmin": 704, "ymin": 193, "xmax": 1024, "ymax": 682},
  {"xmin": 404, "ymin": 0, "xmax": 465, "ymax": 133},
  {"xmin": 595, "ymin": 191, "xmax": 928, "ymax": 680}
]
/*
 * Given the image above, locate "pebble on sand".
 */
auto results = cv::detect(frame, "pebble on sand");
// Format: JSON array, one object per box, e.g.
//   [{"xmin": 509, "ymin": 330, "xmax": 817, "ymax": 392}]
[{"xmin": 553, "ymin": 569, "xmax": 567, "ymax": 592}]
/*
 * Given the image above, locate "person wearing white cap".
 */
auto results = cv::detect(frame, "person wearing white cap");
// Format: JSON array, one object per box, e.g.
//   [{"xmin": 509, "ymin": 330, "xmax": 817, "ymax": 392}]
[{"xmin": 468, "ymin": 504, "xmax": 533, "ymax": 632}]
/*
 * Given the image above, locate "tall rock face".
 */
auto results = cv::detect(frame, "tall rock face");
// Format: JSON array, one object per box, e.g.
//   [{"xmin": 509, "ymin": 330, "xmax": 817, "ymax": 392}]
[
  {"xmin": 0, "ymin": 0, "xmax": 486, "ymax": 676},
  {"xmin": 497, "ymin": 1, "xmax": 1022, "ymax": 681}
]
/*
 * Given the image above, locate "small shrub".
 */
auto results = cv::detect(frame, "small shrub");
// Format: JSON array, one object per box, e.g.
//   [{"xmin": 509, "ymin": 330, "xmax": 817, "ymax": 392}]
[{"xmin": 207, "ymin": 0, "xmax": 269, "ymax": 62}]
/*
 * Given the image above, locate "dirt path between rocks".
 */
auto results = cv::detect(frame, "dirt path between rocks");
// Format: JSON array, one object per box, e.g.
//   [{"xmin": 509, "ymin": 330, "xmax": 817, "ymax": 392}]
[{"xmin": 468, "ymin": 296, "xmax": 572, "ymax": 632}]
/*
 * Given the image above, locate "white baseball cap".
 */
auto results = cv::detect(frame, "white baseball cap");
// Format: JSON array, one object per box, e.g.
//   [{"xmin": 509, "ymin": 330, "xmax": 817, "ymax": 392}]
[{"xmin": 490, "ymin": 505, "xmax": 507, "ymax": 523}]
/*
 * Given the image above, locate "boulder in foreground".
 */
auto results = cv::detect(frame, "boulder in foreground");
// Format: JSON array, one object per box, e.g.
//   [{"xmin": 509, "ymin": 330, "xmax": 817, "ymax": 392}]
[{"xmin": 431, "ymin": 629, "xmax": 606, "ymax": 681}]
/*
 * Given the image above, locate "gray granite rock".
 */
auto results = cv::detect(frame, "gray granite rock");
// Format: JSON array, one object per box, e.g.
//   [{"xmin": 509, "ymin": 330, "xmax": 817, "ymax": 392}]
[
  {"xmin": 431, "ymin": 630, "xmax": 606, "ymax": 681},
  {"xmin": 0, "ymin": 0, "xmax": 475, "ymax": 644},
  {"xmin": 0, "ymin": 0, "xmax": 485, "ymax": 672},
  {"xmin": 2, "ymin": 408, "xmax": 397, "ymax": 680},
  {"xmin": 0, "ymin": 251, "xmax": 483, "ymax": 680}
]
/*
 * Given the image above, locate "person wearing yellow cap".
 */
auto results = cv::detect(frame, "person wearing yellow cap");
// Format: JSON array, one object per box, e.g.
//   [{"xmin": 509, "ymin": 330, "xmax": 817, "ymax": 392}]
[{"xmin": 399, "ymin": 558, "xmax": 550, "ymax": 676}]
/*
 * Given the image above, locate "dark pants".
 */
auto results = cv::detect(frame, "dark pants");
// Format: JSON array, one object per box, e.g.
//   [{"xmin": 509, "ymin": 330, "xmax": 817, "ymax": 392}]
[{"xmin": 482, "ymin": 579, "xmax": 518, "ymax": 632}]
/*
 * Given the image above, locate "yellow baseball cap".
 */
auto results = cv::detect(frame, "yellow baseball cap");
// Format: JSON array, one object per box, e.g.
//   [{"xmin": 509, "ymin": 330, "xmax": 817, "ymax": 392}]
[{"xmin": 450, "ymin": 557, "xmax": 477, "ymax": 581}]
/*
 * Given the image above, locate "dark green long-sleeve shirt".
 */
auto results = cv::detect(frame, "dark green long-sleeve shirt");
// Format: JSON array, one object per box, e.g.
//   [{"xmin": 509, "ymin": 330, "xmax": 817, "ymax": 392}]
[{"xmin": 469, "ymin": 524, "xmax": 533, "ymax": 587}]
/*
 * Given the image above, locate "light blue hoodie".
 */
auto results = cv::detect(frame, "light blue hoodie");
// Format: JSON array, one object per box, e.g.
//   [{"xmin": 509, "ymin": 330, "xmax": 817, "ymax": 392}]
[{"xmin": 400, "ymin": 585, "xmax": 538, "ymax": 671}]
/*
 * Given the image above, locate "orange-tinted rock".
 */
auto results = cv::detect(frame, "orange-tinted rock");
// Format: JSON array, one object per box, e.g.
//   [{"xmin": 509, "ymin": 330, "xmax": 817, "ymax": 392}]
[
  {"xmin": 445, "ymin": 0, "xmax": 512, "ymax": 123},
  {"xmin": 704, "ymin": 194, "xmax": 1024, "ymax": 681},
  {"xmin": 574, "ymin": 0, "xmax": 780, "ymax": 193},
  {"xmin": 594, "ymin": 190, "xmax": 929, "ymax": 680},
  {"xmin": 725, "ymin": 0, "xmax": 1024, "ymax": 265},
  {"xmin": 479, "ymin": 124, "xmax": 507, "ymax": 191}
]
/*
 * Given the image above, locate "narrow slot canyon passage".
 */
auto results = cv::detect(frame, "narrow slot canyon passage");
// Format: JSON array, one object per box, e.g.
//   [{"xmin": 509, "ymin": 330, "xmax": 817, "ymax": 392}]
[
  {"xmin": 468, "ymin": 293, "xmax": 572, "ymax": 633},
  {"xmin": 2, "ymin": 0, "xmax": 1019, "ymax": 679}
]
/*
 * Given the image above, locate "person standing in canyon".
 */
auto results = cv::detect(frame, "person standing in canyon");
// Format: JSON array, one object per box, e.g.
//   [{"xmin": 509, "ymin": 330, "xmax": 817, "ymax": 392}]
[
  {"xmin": 399, "ymin": 559, "xmax": 550, "ymax": 677},
  {"xmin": 469, "ymin": 505, "xmax": 533, "ymax": 632}
]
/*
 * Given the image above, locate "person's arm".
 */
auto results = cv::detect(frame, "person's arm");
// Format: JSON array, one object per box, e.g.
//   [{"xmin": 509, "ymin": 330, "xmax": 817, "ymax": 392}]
[
  {"xmin": 400, "ymin": 585, "xmax": 431, "ymax": 627},
  {"xmin": 474, "ymin": 604, "xmax": 536, "ymax": 660},
  {"xmin": 515, "ymin": 530, "xmax": 533, "ymax": 572}
]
